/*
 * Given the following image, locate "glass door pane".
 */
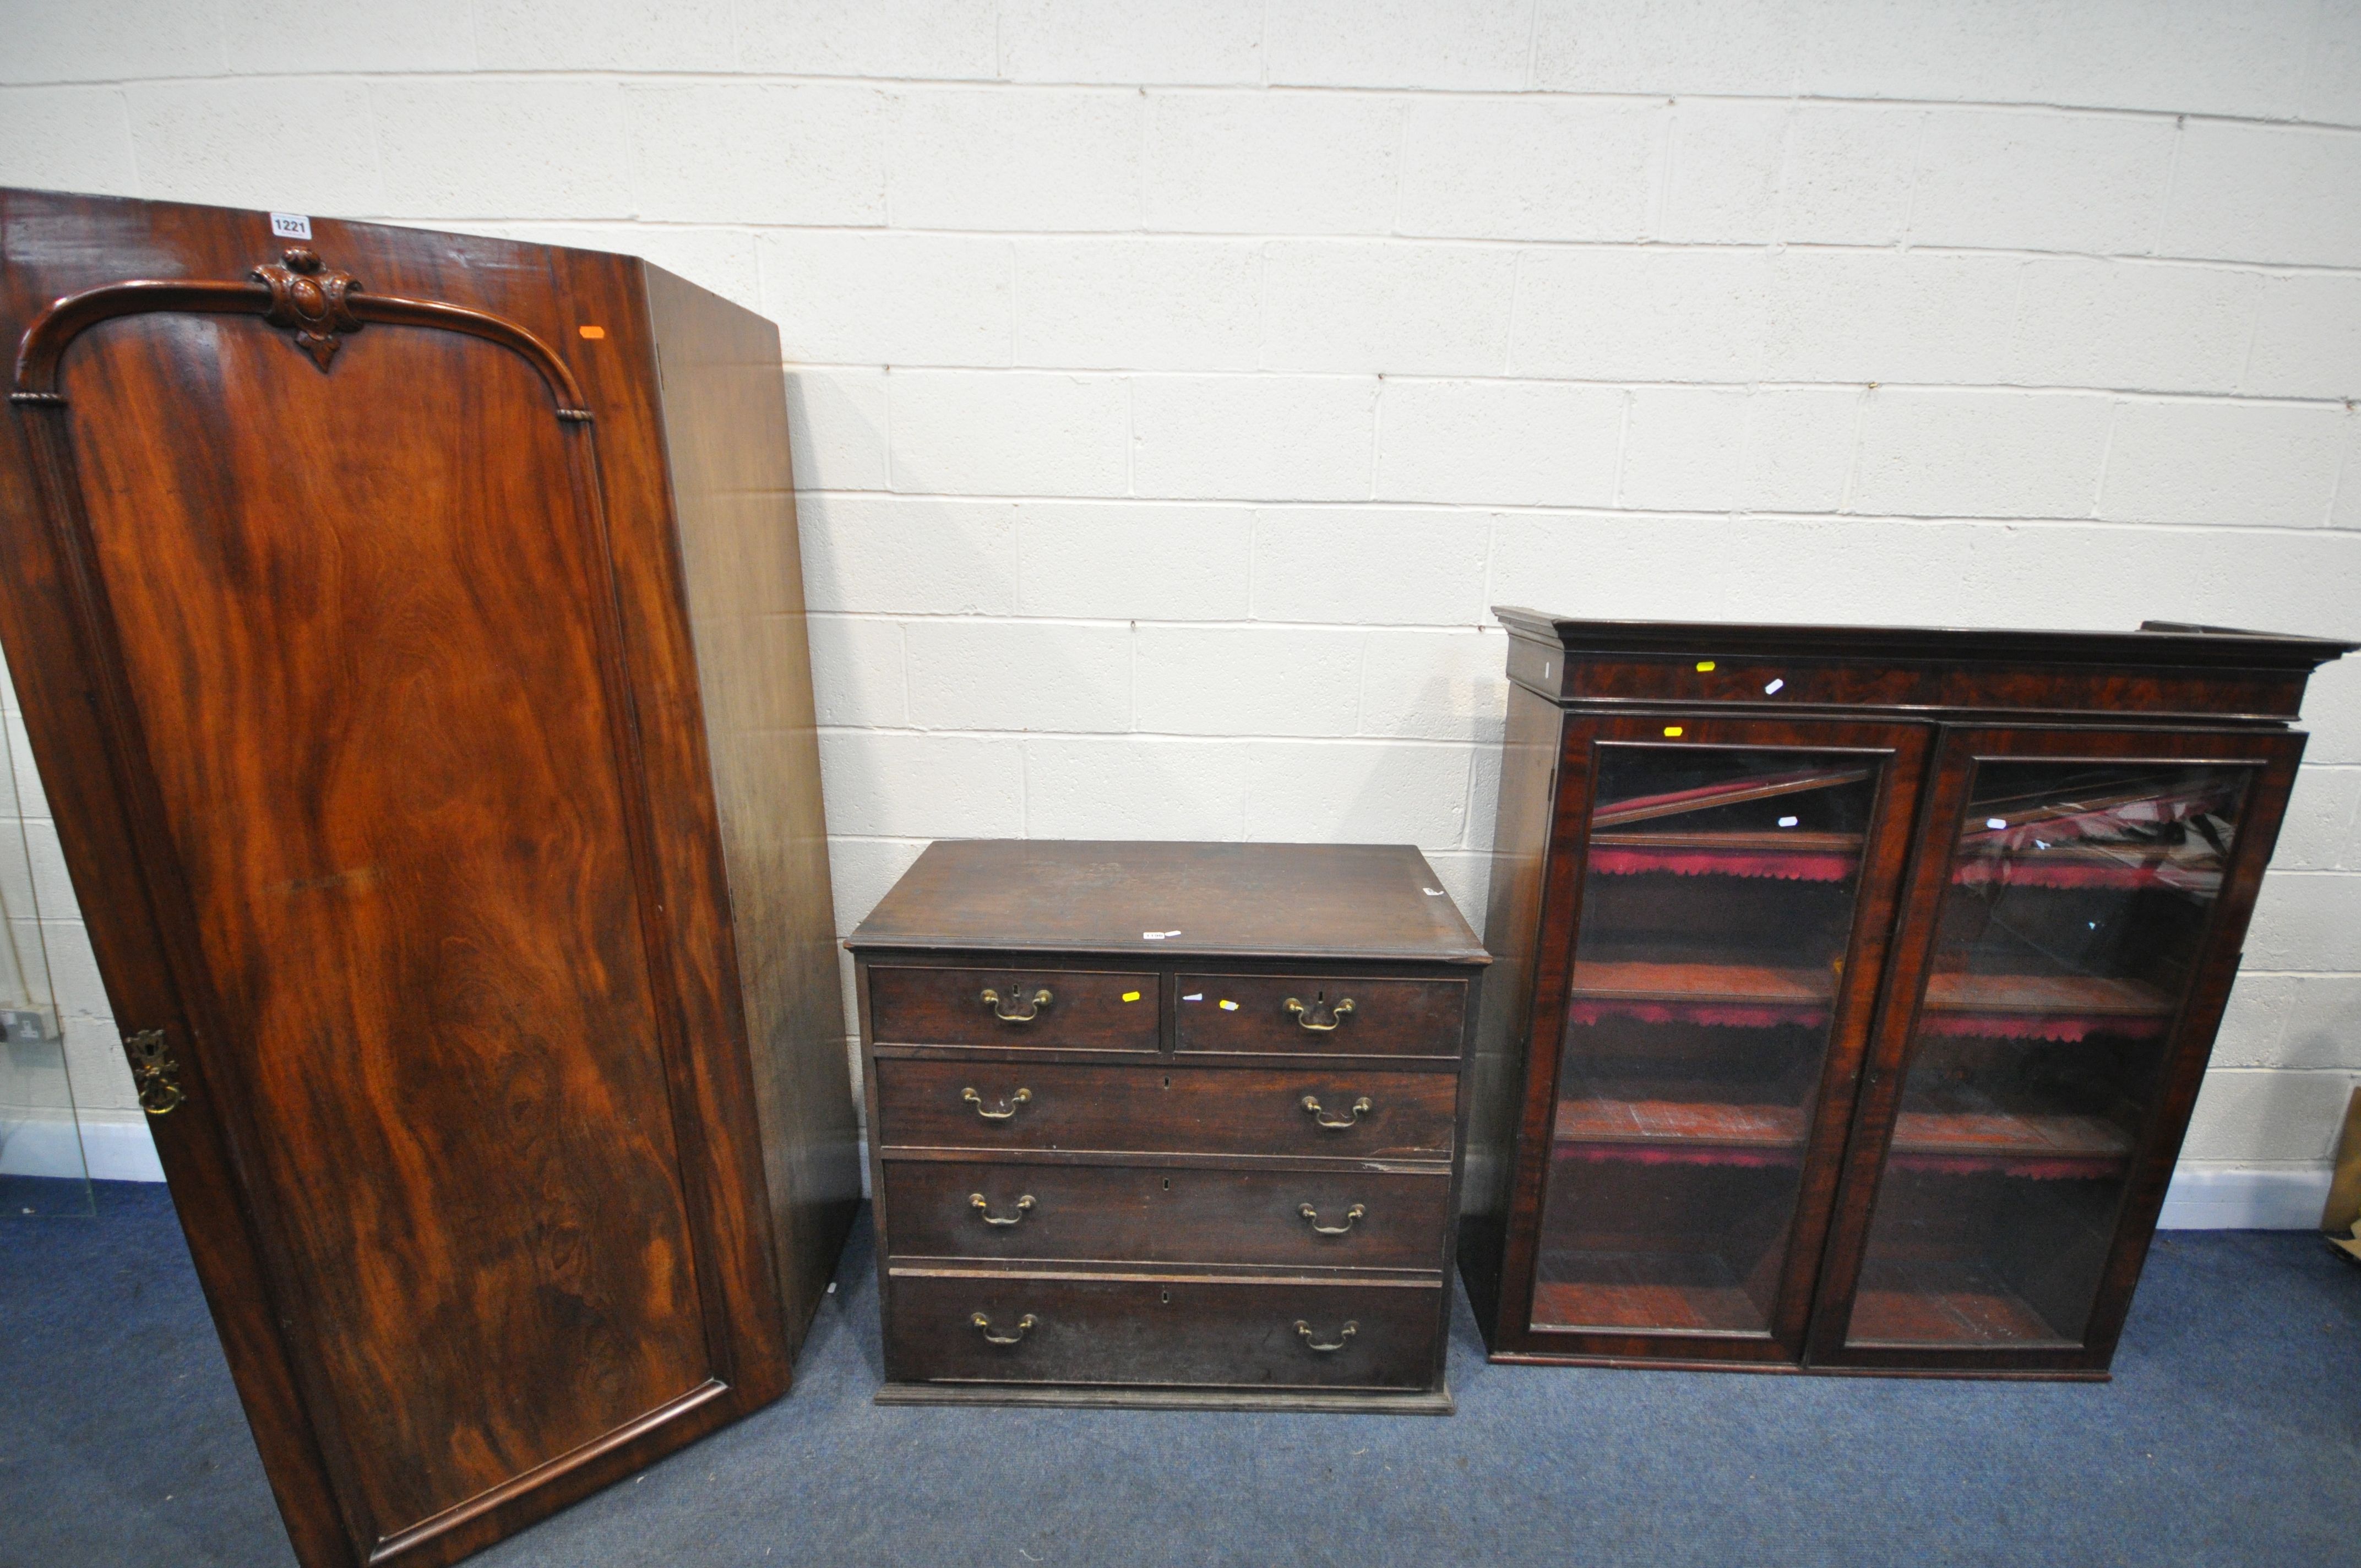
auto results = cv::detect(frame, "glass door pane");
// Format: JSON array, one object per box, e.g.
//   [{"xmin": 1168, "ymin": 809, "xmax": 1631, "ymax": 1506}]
[
  {"xmin": 1845, "ymin": 759, "xmax": 2252, "ymax": 1348},
  {"xmin": 0, "ymin": 652, "xmax": 92, "ymax": 1218},
  {"xmin": 1531, "ymin": 743, "xmax": 1883, "ymax": 1336}
]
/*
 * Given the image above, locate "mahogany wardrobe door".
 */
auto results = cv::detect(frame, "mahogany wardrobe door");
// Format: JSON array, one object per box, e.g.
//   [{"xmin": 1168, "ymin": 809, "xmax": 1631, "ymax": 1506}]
[
  {"xmin": 1809, "ymin": 724, "xmax": 2306, "ymax": 1374},
  {"xmin": 6, "ymin": 259, "xmax": 758, "ymax": 1566},
  {"xmin": 1493, "ymin": 711, "xmax": 1930, "ymax": 1365}
]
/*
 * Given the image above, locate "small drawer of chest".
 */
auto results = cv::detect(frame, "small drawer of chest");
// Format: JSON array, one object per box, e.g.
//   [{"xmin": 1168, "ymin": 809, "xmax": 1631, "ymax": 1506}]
[
  {"xmin": 1176, "ymin": 973, "xmax": 1468, "ymax": 1059},
  {"xmin": 867, "ymin": 964, "xmax": 1160, "ymax": 1052},
  {"xmin": 881, "ymin": 1160, "xmax": 1451, "ymax": 1271},
  {"xmin": 873, "ymin": 1059, "xmax": 1458, "ymax": 1162},
  {"xmin": 888, "ymin": 1271, "xmax": 1443, "ymax": 1392}
]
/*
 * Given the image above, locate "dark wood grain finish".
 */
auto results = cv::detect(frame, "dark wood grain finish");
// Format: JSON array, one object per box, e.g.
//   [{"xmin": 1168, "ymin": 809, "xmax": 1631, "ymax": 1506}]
[
  {"xmin": 848, "ymin": 840, "xmax": 1487, "ymax": 962},
  {"xmin": 884, "ymin": 1270, "xmax": 1443, "ymax": 1390},
  {"xmin": 0, "ymin": 189, "xmax": 855, "ymax": 1566},
  {"xmin": 639, "ymin": 264, "xmax": 863, "ymax": 1364},
  {"xmin": 1463, "ymin": 607, "xmax": 2347, "ymax": 1380},
  {"xmin": 870, "ymin": 965, "xmax": 1161, "ymax": 1051},
  {"xmin": 880, "ymin": 1159, "xmax": 1451, "ymax": 1271},
  {"xmin": 874, "ymin": 1060, "xmax": 1457, "ymax": 1162},
  {"xmin": 1174, "ymin": 974, "xmax": 1467, "ymax": 1060},
  {"xmin": 1456, "ymin": 682, "xmax": 1564, "ymax": 1343},
  {"xmin": 57, "ymin": 289, "xmax": 711, "ymax": 1538}
]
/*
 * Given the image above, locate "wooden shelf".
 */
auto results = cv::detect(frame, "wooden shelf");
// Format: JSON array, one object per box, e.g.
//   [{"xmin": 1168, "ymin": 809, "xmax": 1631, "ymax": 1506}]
[
  {"xmin": 1922, "ymin": 971, "xmax": 2174, "ymax": 1017},
  {"xmin": 1531, "ymin": 1260, "xmax": 1771, "ymax": 1335},
  {"xmin": 1886, "ymin": 1107, "xmax": 2132, "ymax": 1177},
  {"xmin": 1592, "ymin": 830, "xmax": 1863, "ymax": 853},
  {"xmin": 1570, "ymin": 960, "xmax": 1834, "ymax": 1006},
  {"xmin": 1592, "ymin": 766, "xmax": 1874, "ymax": 828},
  {"xmin": 1547, "ymin": 1093, "xmax": 2130, "ymax": 1177},
  {"xmin": 1951, "ymin": 843, "xmax": 2223, "ymax": 895},
  {"xmin": 1554, "ymin": 1097, "xmax": 1805, "ymax": 1150},
  {"xmin": 1846, "ymin": 1261, "xmax": 2074, "ymax": 1348},
  {"xmin": 1913, "ymin": 971, "xmax": 2178, "ymax": 1043},
  {"xmin": 1566, "ymin": 961, "xmax": 2171, "ymax": 1017}
]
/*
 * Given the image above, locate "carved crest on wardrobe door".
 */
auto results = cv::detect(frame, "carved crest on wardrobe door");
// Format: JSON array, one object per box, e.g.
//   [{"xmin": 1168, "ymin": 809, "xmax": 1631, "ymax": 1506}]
[{"xmin": 250, "ymin": 247, "xmax": 362, "ymax": 369}]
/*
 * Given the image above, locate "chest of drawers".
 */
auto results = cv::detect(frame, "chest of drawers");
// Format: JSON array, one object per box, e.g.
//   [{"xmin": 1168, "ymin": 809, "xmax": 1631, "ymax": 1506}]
[{"xmin": 848, "ymin": 840, "xmax": 1488, "ymax": 1412}]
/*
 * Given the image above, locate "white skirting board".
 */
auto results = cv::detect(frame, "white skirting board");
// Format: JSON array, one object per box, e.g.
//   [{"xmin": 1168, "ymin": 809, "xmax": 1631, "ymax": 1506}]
[
  {"xmin": 0, "ymin": 1112, "xmax": 165, "ymax": 1184},
  {"xmin": 2153, "ymin": 1163, "xmax": 2333, "ymax": 1231},
  {"xmin": 0, "ymin": 1119, "xmax": 2332, "ymax": 1231}
]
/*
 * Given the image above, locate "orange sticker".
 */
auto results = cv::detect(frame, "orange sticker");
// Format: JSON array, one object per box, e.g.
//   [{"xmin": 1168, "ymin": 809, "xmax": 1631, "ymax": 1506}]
[{"xmin": 578, "ymin": 324, "xmax": 606, "ymax": 339}]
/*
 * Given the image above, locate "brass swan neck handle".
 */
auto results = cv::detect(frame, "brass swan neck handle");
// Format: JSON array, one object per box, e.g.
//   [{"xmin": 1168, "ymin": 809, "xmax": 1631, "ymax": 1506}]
[
  {"xmin": 1301, "ymin": 1093, "xmax": 1373, "ymax": 1130},
  {"xmin": 981, "ymin": 986, "xmax": 1053, "ymax": 1023},
  {"xmin": 962, "ymin": 1086, "xmax": 1033, "ymax": 1120},
  {"xmin": 971, "ymin": 1311, "xmax": 1037, "ymax": 1346},
  {"xmin": 1296, "ymin": 1319, "xmax": 1358, "ymax": 1353},
  {"xmin": 970, "ymin": 1193, "xmax": 1037, "ymax": 1226},
  {"xmin": 1299, "ymin": 1201, "xmax": 1366, "ymax": 1235},
  {"xmin": 1283, "ymin": 995, "xmax": 1354, "ymax": 1032}
]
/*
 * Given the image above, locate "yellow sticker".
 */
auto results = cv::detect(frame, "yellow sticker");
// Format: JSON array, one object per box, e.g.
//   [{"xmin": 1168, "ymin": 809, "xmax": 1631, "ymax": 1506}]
[
  {"xmin": 1122, "ymin": 990, "xmax": 1141, "ymax": 1003},
  {"xmin": 1220, "ymin": 1000, "xmax": 1238, "ymax": 1011},
  {"xmin": 1663, "ymin": 725, "xmax": 1684, "ymax": 737},
  {"xmin": 1695, "ymin": 660, "xmax": 1716, "ymax": 671}
]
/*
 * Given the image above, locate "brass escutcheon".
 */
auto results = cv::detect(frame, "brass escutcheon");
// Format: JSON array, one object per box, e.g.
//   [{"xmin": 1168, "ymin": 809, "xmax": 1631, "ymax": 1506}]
[{"xmin": 122, "ymin": 1028, "xmax": 184, "ymax": 1116}]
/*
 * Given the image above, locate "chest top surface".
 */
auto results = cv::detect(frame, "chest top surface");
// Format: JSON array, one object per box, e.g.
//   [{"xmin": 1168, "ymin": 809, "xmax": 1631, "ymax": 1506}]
[{"xmin": 847, "ymin": 840, "xmax": 1488, "ymax": 964}]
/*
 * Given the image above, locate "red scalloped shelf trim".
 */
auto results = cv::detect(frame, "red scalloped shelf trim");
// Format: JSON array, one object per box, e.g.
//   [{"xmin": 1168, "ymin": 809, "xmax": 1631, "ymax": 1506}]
[{"xmin": 1590, "ymin": 847, "xmax": 1858, "ymax": 882}]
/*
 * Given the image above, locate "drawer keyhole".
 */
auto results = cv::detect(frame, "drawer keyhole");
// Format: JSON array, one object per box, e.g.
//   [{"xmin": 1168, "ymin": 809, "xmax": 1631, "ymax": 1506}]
[
  {"xmin": 1160, "ymin": 1289, "xmax": 1171, "ymax": 1305},
  {"xmin": 1161, "ymin": 1177, "xmax": 1172, "ymax": 1191}
]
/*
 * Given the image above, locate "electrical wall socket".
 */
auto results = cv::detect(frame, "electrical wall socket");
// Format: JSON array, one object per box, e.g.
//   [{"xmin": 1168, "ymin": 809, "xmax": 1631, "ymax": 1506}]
[{"xmin": 0, "ymin": 1006, "xmax": 59, "ymax": 1044}]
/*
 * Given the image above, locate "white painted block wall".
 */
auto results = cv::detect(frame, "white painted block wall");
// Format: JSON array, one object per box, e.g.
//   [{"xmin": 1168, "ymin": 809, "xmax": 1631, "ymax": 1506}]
[{"xmin": 1, "ymin": 0, "xmax": 2357, "ymax": 1226}]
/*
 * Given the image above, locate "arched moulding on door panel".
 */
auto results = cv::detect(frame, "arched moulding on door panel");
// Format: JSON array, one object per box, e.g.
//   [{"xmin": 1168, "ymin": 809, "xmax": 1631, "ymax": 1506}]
[{"xmin": 10, "ymin": 252, "xmax": 595, "ymax": 421}]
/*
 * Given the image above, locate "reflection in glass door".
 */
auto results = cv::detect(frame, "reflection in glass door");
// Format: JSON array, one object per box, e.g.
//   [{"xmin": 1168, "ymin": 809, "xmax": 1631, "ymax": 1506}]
[
  {"xmin": 1530, "ymin": 743, "xmax": 1883, "ymax": 1337},
  {"xmin": 1844, "ymin": 760, "xmax": 2253, "ymax": 1348},
  {"xmin": 0, "ymin": 678, "xmax": 92, "ymax": 1218}
]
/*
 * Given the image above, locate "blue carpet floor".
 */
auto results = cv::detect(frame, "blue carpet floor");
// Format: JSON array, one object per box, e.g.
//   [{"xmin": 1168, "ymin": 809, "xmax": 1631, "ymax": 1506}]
[{"xmin": 2, "ymin": 1181, "xmax": 2357, "ymax": 1567}]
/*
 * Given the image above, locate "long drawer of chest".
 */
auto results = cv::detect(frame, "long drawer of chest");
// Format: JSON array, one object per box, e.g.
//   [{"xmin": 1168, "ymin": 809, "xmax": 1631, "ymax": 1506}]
[
  {"xmin": 887, "ymin": 1270, "xmax": 1441, "ymax": 1392},
  {"xmin": 872, "ymin": 1059, "xmax": 1457, "ymax": 1161},
  {"xmin": 880, "ymin": 1159, "xmax": 1450, "ymax": 1271}
]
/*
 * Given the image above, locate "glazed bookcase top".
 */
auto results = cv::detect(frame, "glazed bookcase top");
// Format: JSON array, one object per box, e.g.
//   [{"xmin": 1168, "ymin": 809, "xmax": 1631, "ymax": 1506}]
[
  {"xmin": 1493, "ymin": 607, "xmax": 2354, "ymax": 725},
  {"xmin": 1493, "ymin": 607, "xmax": 2355, "ymax": 671}
]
